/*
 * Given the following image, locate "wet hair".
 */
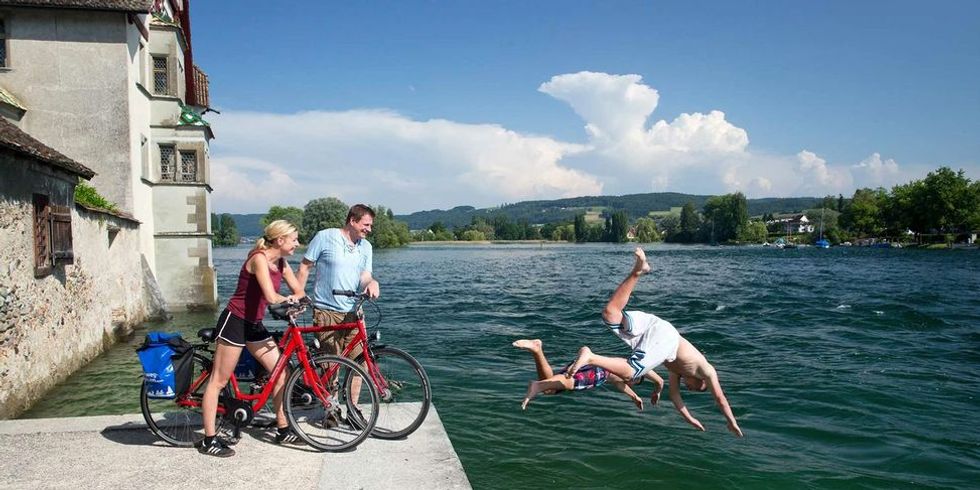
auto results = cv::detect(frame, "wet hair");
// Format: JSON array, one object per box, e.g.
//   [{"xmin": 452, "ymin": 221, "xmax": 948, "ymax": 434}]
[
  {"xmin": 345, "ymin": 204, "xmax": 376, "ymax": 225},
  {"xmin": 253, "ymin": 219, "xmax": 297, "ymax": 251}
]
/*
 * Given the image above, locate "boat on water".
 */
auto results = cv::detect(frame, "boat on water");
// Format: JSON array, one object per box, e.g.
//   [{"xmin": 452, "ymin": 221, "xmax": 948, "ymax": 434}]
[{"xmin": 815, "ymin": 208, "xmax": 830, "ymax": 249}]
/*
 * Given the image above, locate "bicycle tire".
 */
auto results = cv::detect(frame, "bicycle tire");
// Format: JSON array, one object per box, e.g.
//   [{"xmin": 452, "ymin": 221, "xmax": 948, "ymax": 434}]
[
  {"xmin": 140, "ymin": 353, "xmax": 231, "ymax": 446},
  {"xmin": 283, "ymin": 353, "xmax": 379, "ymax": 452},
  {"xmin": 349, "ymin": 346, "xmax": 431, "ymax": 440}
]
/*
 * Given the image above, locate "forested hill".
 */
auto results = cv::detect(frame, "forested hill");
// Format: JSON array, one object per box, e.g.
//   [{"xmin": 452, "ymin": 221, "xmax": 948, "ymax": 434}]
[
  {"xmin": 227, "ymin": 213, "xmax": 264, "ymax": 237},
  {"xmin": 395, "ymin": 193, "xmax": 823, "ymax": 230}
]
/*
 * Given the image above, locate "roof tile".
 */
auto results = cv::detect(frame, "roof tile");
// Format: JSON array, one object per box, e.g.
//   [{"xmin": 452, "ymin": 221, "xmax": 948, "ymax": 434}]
[{"xmin": 0, "ymin": 118, "xmax": 95, "ymax": 178}]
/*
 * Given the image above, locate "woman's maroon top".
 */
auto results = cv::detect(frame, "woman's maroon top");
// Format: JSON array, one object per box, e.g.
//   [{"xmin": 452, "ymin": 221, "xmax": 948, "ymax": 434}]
[{"xmin": 226, "ymin": 249, "xmax": 284, "ymax": 323}]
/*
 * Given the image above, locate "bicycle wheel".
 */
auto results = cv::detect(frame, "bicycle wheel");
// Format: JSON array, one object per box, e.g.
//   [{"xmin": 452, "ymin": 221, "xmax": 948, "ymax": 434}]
[
  {"xmin": 140, "ymin": 353, "xmax": 231, "ymax": 446},
  {"xmin": 349, "ymin": 346, "xmax": 431, "ymax": 440},
  {"xmin": 284, "ymin": 353, "xmax": 378, "ymax": 452}
]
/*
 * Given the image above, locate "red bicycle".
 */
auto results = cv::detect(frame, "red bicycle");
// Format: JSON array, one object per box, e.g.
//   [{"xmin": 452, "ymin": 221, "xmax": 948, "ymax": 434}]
[
  {"xmin": 139, "ymin": 298, "xmax": 380, "ymax": 451},
  {"xmin": 324, "ymin": 289, "xmax": 432, "ymax": 439}
]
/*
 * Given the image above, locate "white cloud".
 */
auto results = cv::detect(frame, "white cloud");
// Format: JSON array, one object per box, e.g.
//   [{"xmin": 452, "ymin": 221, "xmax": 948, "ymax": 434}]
[
  {"xmin": 209, "ymin": 71, "xmax": 916, "ymax": 213},
  {"xmin": 796, "ymin": 150, "xmax": 852, "ymax": 193},
  {"xmin": 209, "ymin": 109, "xmax": 600, "ymax": 214},
  {"xmin": 210, "ymin": 156, "xmax": 301, "ymax": 210},
  {"xmin": 852, "ymin": 152, "xmax": 901, "ymax": 188}
]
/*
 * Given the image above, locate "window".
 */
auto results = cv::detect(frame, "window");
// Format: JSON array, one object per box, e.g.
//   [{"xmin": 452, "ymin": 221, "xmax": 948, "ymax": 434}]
[
  {"xmin": 33, "ymin": 194, "xmax": 73, "ymax": 278},
  {"xmin": 0, "ymin": 19, "xmax": 7, "ymax": 68},
  {"xmin": 159, "ymin": 145, "xmax": 175, "ymax": 181},
  {"xmin": 179, "ymin": 150, "xmax": 198, "ymax": 182},
  {"xmin": 152, "ymin": 55, "xmax": 169, "ymax": 95}
]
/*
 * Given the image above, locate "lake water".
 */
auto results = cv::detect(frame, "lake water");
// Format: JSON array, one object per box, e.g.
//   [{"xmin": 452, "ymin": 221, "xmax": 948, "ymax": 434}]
[{"xmin": 23, "ymin": 243, "xmax": 980, "ymax": 488}]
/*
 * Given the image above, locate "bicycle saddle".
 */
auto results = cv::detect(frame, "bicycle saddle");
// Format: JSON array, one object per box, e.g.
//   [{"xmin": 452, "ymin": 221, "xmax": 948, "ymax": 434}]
[{"xmin": 197, "ymin": 328, "xmax": 216, "ymax": 342}]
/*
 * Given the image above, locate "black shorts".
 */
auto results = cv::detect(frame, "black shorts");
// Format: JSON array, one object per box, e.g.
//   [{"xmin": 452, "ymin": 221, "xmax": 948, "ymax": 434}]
[{"xmin": 215, "ymin": 309, "xmax": 272, "ymax": 346}]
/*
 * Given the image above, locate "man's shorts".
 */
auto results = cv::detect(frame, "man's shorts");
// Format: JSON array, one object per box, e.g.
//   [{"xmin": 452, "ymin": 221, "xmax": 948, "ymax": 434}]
[
  {"xmin": 215, "ymin": 308, "xmax": 273, "ymax": 347},
  {"xmin": 621, "ymin": 311, "xmax": 681, "ymax": 381},
  {"xmin": 557, "ymin": 363, "xmax": 608, "ymax": 390},
  {"xmin": 313, "ymin": 308, "xmax": 362, "ymax": 359}
]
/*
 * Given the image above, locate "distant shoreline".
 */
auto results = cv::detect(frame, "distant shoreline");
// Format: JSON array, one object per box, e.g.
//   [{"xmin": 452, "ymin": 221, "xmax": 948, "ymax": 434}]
[{"xmin": 409, "ymin": 240, "xmax": 554, "ymax": 246}]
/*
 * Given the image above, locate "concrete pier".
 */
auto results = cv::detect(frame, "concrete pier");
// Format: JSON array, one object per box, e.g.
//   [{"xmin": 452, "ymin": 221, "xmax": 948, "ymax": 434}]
[{"xmin": 0, "ymin": 407, "xmax": 470, "ymax": 489}]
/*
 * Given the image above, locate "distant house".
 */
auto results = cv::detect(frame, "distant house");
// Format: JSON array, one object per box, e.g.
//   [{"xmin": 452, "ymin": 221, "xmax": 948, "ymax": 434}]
[
  {"xmin": 767, "ymin": 213, "xmax": 814, "ymax": 234},
  {"xmin": 0, "ymin": 0, "xmax": 216, "ymax": 310}
]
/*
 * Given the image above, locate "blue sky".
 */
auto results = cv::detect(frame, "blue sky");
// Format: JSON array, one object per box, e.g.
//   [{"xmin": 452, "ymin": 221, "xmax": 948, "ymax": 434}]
[{"xmin": 191, "ymin": 1, "xmax": 980, "ymax": 214}]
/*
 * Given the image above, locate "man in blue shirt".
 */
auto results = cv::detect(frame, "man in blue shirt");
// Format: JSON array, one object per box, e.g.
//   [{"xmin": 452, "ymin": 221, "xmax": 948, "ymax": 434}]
[{"xmin": 297, "ymin": 204, "xmax": 380, "ymax": 359}]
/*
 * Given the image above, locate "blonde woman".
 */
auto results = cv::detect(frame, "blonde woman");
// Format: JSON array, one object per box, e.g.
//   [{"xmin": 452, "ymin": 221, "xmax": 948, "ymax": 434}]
[{"xmin": 198, "ymin": 220, "xmax": 306, "ymax": 457}]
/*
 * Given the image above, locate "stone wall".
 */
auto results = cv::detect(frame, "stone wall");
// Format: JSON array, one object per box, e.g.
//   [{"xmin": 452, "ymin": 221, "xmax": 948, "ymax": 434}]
[{"xmin": 0, "ymin": 200, "xmax": 148, "ymax": 419}]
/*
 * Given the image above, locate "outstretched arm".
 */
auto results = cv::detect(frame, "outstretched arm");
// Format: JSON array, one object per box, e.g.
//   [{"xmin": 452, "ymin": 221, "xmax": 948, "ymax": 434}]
[
  {"xmin": 644, "ymin": 370, "xmax": 664, "ymax": 406},
  {"xmin": 606, "ymin": 374, "xmax": 644, "ymax": 410},
  {"xmin": 704, "ymin": 368, "xmax": 743, "ymax": 437},
  {"xmin": 668, "ymin": 372, "xmax": 704, "ymax": 431}
]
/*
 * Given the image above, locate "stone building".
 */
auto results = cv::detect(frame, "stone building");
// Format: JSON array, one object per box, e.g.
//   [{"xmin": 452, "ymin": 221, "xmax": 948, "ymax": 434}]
[
  {"xmin": 0, "ymin": 118, "xmax": 153, "ymax": 418},
  {"xmin": 0, "ymin": 0, "xmax": 216, "ymax": 310},
  {"xmin": 0, "ymin": 0, "xmax": 216, "ymax": 417}
]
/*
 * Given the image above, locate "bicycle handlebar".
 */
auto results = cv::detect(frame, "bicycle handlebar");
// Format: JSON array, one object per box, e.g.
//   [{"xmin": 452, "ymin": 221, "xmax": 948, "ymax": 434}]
[
  {"xmin": 332, "ymin": 289, "xmax": 373, "ymax": 312},
  {"xmin": 267, "ymin": 296, "xmax": 311, "ymax": 320}
]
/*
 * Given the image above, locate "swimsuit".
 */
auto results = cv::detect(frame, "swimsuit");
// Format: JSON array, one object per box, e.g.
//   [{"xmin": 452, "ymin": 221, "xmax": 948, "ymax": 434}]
[{"xmin": 557, "ymin": 363, "xmax": 608, "ymax": 390}]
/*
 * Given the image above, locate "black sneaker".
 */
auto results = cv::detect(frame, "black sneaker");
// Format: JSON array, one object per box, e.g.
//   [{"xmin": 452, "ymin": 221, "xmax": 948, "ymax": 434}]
[
  {"xmin": 196, "ymin": 437, "xmax": 235, "ymax": 457},
  {"xmin": 275, "ymin": 427, "xmax": 303, "ymax": 445}
]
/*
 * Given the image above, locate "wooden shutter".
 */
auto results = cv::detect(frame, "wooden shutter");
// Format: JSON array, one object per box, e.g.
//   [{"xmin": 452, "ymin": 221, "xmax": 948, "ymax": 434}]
[
  {"xmin": 33, "ymin": 194, "xmax": 52, "ymax": 277},
  {"xmin": 50, "ymin": 205, "xmax": 73, "ymax": 265}
]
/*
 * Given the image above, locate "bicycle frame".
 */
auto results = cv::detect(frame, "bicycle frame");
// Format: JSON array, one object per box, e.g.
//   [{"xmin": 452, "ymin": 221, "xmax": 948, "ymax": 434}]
[
  {"xmin": 318, "ymin": 315, "xmax": 393, "ymax": 397},
  {"xmin": 176, "ymin": 322, "xmax": 339, "ymax": 417}
]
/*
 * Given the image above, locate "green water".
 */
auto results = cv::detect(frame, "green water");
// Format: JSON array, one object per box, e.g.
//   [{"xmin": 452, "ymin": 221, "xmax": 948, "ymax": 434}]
[{"xmin": 23, "ymin": 244, "xmax": 980, "ymax": 488}]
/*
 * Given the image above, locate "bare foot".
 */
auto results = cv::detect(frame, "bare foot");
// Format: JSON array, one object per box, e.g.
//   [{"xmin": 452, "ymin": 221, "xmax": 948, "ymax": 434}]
[
  {"xmin": 512, "ymin": 339, "xmax": 542, "ymax": 353},
  {"xmin": 632, "ymin": 247, "xmax": 651, "ymax": 275},
  {"xmin": 565, "ymin": 346, "xmax": 593, "ymax": 378}
]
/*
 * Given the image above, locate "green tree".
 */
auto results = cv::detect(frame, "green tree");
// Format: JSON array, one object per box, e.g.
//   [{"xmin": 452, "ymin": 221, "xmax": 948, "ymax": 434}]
[
  {"xmin": 369, "ymin": 205, "xmax": 411, "ymax": 249},
  {"xmin": 968, "ymin": 181, "xmax": 980, "ymax": 231},
  {"xmin": 303, "ymin": 197, "xmax": 348, "ymax": 240},
  {"xmin": 460, "ymin": 229, "xmax": 486, "ymax": 241},
  {"xmin": 463, "ymin": 217, "xmax": 495, "ymax": 240},
  {"xmin": 212, "ymin": 213, "xmax": 240, "ymax": 247},
  {"xmin": 574, "ymin": 214, "xmax": 587, "ymax": 243},
  {"xmin": 702, "ymin": 192, "xmax": 748, "ymax": 243},
  {"xmin": 841, "ymin": 188, "xmax": 884, "ymax": 237},
  {"xmin": 426, "ymin": 221, "xmax": 454, "ymax": 241},
  {"xmin": 919, "ymin": 167, "xmax": 975, "ymax": 232},
  {"xmin": 659, "ymin": 215, "xmax": 680, "ymax": 242},
  {"xmin": 633, "ymin": 217, "xmax": 660, "ymax": 243},
  {"xmin": 607, "ymin": 211, "xmax": 629, "ymax": 243},
  {"xmin": 736, "ymin": 221, "xmax": 768, "ymax": 243},
  {"xmin": 679, "ymin": 202, "xmax": 701, "ymax": 243},
  {"xmin": 261, "ymin": 205, "xmax": 305, "ymax": 238}
]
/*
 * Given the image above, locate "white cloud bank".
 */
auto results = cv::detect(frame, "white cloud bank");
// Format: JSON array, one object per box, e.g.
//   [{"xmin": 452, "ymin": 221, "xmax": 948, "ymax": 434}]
[{"xmin": 210, "ymin": 71, "xmax": 913, "ymax": 214}]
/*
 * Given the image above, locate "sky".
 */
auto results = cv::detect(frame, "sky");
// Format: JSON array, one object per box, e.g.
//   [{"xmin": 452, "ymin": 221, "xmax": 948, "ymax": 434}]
[{"xmin": 189, "ymin": 1, "xmax": 980, "ymax": 215}]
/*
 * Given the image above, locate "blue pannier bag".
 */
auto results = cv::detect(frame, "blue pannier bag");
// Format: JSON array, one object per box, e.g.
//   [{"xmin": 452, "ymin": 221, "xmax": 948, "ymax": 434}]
[
  {"xmin": 235, "ymin": 348, "xmax": 258, "ymax": 381},
  {"xmin": 137, "ymin": 332, "xmax": 194, "ymax": 399}
]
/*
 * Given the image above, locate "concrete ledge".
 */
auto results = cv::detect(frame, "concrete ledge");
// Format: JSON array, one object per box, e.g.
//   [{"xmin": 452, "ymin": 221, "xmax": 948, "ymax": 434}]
[{"xmin": 0, "ymin": 406, "xmax": 470, "ymax": 489}]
